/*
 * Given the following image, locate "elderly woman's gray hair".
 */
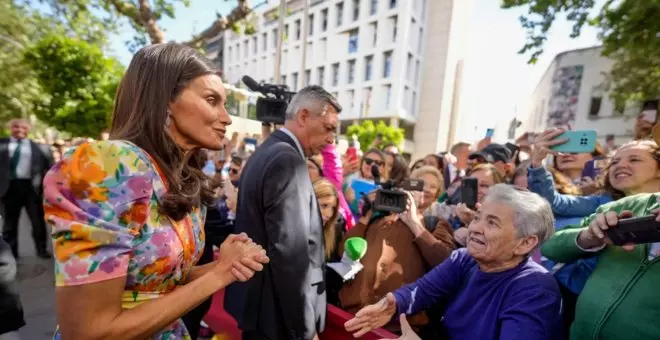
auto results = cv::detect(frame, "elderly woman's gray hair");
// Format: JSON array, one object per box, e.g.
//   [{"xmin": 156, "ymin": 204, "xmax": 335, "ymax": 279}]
[
  {"xmin": 285, "ymin": 86, "xmax": 342, "ymax": 120},
  {"xmin": 483, "ymin": 184, "xmax": 555, "ymax": 249}
]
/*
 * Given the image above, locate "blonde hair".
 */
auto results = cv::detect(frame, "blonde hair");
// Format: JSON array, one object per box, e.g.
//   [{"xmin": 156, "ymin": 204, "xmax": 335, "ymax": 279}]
[
  {"xmin": 467, "ymin": 163, "xmax": 506, "ymax": 184},
  {"xmin": 313, "ymin": 179, "xmax": 339, "ymax": 260},
  {"xmin": 411, "ymin": 165, "xmax": 445, "ymax": 198}
]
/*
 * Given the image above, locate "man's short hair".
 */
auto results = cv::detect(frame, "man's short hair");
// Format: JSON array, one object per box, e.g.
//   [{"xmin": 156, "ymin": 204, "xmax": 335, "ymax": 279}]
[
  {"xmin": 285, "ymin": 86, "xmax": 342, "ymax": 120},
  {"xmin": 7, "ymin": 118, "xmax": 29, "ymax": 128},
  {"xmin": 450, "ymin": 141, "xmax": 471, "ymax": 155}
]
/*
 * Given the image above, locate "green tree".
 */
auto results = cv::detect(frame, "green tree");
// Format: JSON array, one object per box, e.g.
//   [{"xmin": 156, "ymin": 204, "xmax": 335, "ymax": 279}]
[
  {"xmin": 36, "ymin": 0, "xmax": 267, "ymax": 51},
  {"xmin": 346, "ymin": 120, "xmax": 405, "ymax": 152},
  {"xmin": 502, "ymin": 0, "xmax": 660, "ymax": 106},
  {"xmin": 23, "ymin": 34, "xmax": 124, "ymax": 137}
]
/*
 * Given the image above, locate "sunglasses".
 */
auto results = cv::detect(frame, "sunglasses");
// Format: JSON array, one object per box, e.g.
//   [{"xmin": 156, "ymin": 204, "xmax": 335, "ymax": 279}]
[
  {"xmin": 364, "ymin": 158, "xmax": 384, "ymax": 166},
  {"xmin": 229, "ymin": 168, "xmax": 240, "ymax": 175}
]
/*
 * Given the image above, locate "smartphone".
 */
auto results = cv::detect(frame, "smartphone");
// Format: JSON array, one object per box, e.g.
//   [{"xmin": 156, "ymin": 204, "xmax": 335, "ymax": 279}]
[
  {"xmin": 461, "ymin": 177, "xmax": 478, "ymax": 210},
  {"xmin": 346, "ymin": 146, "xmax": 358, "ymax": 162},
  {"xmin": 549, "ymin": 130, "xmax": 597, "ymax": 154},
  {"xmin": 581, "ymin": 157, "xmax": 607, "ymax": 179},
  {"xmin": 485, "ymin": 128, "xmax": 495, "ymax": 139},
  {"xmin": 606, "ymin": 215, "xmax": 660, "ymax": 246},
  {"xmin": 400, "ymin": 179, "xmax": 425, "ymax": 192},
  {"xmin": 641, "ymin": 109, "xmax": 658, "ymax": 124}
]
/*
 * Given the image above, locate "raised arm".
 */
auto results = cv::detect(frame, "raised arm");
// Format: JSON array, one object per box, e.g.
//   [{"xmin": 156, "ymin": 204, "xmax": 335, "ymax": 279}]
[{"xmin": 262, "ymin": 150, "xmax": 318, "ymax": 340}]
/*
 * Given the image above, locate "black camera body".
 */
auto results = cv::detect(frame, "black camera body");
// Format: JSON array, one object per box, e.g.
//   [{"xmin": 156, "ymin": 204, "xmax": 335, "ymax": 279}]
[
  {"xmin": 373, "ymin": 179, "xmax": 424, "ymax": 214},
  {"xmin": 242, "ymin": 75, "xmax": 295, "ymax": 125}
]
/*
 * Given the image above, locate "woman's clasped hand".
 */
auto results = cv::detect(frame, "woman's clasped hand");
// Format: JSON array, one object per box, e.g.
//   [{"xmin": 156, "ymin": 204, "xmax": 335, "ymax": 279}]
[{"xmin": 214, "ymin": 233, "xmax": 270, "ymax": 282}]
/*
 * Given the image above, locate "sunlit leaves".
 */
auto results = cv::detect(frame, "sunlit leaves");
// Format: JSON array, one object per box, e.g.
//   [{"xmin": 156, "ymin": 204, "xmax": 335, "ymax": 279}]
[{"xmin": 346, "ymin": 120, "xmax": 405, "ymax": 152}]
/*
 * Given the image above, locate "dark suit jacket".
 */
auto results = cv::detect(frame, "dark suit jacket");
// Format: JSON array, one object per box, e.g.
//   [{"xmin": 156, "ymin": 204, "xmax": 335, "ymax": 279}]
[
  {"xmin": 225, "ymin": 129, "xmax": 326, "ymax": 340},
  {"xmin": 0, "ymin": 238, "xmax": 25, "ymax": 334},
  {"xmin": 0, "ymin": 138, "xmax": 54, "ymax": 198}
]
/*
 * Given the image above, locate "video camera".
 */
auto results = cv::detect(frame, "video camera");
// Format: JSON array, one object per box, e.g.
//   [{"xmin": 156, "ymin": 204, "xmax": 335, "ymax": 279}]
[
  {"xmin": 242, "ymin": 75, "xmax": 296, "ymax": 125},
  {"xmin": 362, "ymin": 165, "xmax": 424, "ymax": 215}
]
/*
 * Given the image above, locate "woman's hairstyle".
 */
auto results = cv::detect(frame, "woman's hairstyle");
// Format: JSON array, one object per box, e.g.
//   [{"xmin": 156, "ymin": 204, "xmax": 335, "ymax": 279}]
[
  {"xmin": 602, "ymin": 139, "xmax": 660, "ymax": 199},
  {"xmin": 548, "ymin": 167, "xmax": 581, "ymax": 195},
  {"xmin": 387, "ymin": 152, "xmax": 410, "ymax": 184},
  {"xmin": 411, "ymin": 165, "xmax": 444, "ymax": 197},
  {"xmin": 360, "ymin": 148, "xmax": 385, "ymax": 177},
  {"xmin": 410, "ymin": 159, "xmax": 425, "ymax": 172},
  {"xmin": 110, "ymin": 42, "xmax": 221, "ymax": 221},
  {"xmin": 425, "ymin": 153, "xmax": 445, "ymax": 173},
  {"xmin": 484, "ymin": 184, "xmax": 555, "ymax": 252},
  {"xmin": 313, "ymin": 179, "xmax": 340, "ymax": 260},
  {"xmin": 467, "ymin": 163, "xmax": 506, "ymax": 184}
]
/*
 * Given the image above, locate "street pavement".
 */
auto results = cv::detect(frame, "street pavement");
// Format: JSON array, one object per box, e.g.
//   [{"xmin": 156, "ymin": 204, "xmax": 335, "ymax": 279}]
[{"xmin": 11, "ymin": 211, "xmax": 56, "ymax": 340}]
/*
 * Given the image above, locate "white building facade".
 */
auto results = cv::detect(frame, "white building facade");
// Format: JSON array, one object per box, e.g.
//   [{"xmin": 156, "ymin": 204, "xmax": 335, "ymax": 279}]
[
  {"xmin": 207, "ymin": 0, "xmax": 470, "ymax": 158},
  {"xmin": 524, "ymin": 46, "xmax": 642, "ymax": 145}
]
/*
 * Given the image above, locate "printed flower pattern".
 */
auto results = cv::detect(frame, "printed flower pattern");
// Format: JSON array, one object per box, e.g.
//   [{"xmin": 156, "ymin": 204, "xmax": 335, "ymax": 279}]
[{"xmin": 44, "ymin": 141, "xmax": 205, "ymax": 340}]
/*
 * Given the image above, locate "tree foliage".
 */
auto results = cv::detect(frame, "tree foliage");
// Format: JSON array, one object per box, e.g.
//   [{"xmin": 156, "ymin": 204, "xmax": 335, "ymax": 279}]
[
  {"xmin": 34, "ymin": 0, "xmax": 262, "ymax": 51},
  {"xmin": 346, "ymin": 120, "xmax": 405, "ymax": 152},
  {"xmin": 23, "ymin": 34, "xmax": 124, "ymax": 137},
  {"xmin": 502, "ymin": 0, "xmax": 660, "ymax": 106}
]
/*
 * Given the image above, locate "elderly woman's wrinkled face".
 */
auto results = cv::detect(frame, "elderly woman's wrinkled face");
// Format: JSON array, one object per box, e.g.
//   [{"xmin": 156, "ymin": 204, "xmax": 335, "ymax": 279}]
[
  {"xmin": 416, "ymin": 172, "xmax": 441, "ymax": 210},
  {"xmin": 168, "ymin": 74, "xmax": 232, "ymax": 151},
  {"xmin": 466, "ymin": 201, "xmax": 524, "ymax": 267}
]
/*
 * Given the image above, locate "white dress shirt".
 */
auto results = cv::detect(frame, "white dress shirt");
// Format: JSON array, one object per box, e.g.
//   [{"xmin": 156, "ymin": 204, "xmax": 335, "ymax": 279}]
[{"xmin": 8, "ymin": 137, "xmax": 32, "ymax": 179}]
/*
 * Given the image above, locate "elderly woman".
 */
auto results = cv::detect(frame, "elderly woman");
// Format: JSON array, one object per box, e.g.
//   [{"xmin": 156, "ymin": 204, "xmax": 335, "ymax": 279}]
[{"xmin": 345, "ymin": 184, "xmax": 563, "ymax": 340}]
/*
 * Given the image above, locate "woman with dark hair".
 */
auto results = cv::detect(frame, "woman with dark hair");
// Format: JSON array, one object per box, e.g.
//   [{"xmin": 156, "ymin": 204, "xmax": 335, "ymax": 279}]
[
  {"xmin": 343, "ymin": 148, "xmax": 386, "ymax": 217},
  {"xmin": 384, "ymin": 152, "xmax": 409, "ymax": 184},
  {"xmin": 43, "ymin": 43, "xmax": 269, "ymax": 339}
]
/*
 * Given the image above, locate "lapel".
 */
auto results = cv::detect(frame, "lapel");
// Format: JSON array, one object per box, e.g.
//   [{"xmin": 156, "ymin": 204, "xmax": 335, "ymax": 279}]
[
  {"xmin": 29, "ymin": 141, "xmax": 41, "ymax": 176},
  {"xmin": 271, "ymin": 129, "xmax": 300, "ymax": 155},
  {"xmin": 0, "ymin": 139, "xmax": 8, "ymax": 164}
]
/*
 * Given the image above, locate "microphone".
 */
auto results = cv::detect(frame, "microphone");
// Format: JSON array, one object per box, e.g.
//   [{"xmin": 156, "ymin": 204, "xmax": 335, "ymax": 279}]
[{"xmin": 241, "ymin": 75, "xmax": 262, "ymax": 93}]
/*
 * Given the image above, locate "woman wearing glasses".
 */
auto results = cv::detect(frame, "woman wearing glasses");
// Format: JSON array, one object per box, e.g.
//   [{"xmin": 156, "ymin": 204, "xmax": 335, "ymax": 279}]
[{"xmin": 343, "ymin": 148, "xmax": 386, "ymax": 217}]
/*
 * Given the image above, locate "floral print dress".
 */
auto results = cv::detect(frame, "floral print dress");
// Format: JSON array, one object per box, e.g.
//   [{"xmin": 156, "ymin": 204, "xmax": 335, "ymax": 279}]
[{"xmin": 44, "ymin": 141, "xmax": 205, "ymax": 340}]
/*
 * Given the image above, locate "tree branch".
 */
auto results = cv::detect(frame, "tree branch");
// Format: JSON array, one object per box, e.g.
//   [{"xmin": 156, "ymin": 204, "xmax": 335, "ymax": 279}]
[
  {"xmin": 106, "ymin": 0, "xmax": 165, "ymax": 44},
  {"xmin": 186, "ymin": 0, "xmax": 266, "ymax": 47}
]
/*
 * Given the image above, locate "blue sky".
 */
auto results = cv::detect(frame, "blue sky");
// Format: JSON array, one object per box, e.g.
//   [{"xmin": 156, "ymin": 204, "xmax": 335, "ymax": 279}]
[{"xmin": 106, "ymin": 0, "xmax": 601, "ymax": 143}]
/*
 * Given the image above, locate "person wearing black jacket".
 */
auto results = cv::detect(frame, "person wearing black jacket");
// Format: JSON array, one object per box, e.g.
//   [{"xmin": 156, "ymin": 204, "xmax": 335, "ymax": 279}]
[{"xmin": 0, "ymin": 236, "xmax": 25, "ymax": 339}]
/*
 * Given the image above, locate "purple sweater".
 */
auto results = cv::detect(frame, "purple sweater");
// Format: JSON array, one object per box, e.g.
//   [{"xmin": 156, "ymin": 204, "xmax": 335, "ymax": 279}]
[{"xmin": 393, "ymin": 248, "xmax": 563, "ymax": 340}]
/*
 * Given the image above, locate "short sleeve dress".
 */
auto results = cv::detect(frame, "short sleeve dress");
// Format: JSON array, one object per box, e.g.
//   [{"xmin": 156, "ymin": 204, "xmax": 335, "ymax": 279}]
[{"xmin": 44, "ymin": 141, "xmax": 205, "ymax": 340}]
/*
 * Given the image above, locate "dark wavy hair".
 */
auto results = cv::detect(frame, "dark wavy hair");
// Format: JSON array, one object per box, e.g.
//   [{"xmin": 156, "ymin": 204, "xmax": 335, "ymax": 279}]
[{"xmin": 110, "ymin": 43, "xmax": 220, "ymax": 221}]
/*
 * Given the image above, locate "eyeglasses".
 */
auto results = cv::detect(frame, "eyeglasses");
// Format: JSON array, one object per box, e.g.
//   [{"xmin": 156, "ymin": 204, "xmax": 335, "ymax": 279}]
[{"xmin": 364, "ymin": 158, "xmax": 384, "ymax": 166}]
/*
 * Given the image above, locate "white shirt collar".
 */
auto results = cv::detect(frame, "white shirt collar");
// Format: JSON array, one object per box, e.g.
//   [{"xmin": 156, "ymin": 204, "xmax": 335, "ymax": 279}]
[{"xmin": 279, "ymin": 127, "xmax": 305, "ymax": 159}]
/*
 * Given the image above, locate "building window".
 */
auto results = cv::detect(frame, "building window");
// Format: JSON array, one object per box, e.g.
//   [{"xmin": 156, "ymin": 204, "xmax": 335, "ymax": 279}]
[
  {"xmin": 347, "ymin": 59, "xmax": 356, "ymax": 84},
  {"xmin": 295, "ymin": 20, "xmax": 301, "ymax": 40},
  {"xmin": 406, "ymin": 53, "xmax": 413, "ymax": 81},
  {"xmin": 348, "ymin": 29, "xmax": 359, "ymax": 54},
  {"xmin": 383, "ymin": 51, "xmax": 392, "ymax": 78},
  {"xmin": 389, "ymin": 0, "xmax": 397, "ymax": 9},
  {"xmin": 363, "ymin": 87, "xmax": 372, "ymax": 115},
  {"xmin": 415, "ymin": 60, "xmax": 420, "ymax": 85},
  {"xmin": 317, "ymin": 66, "xmax": 325, "ymax": 86},
  {"xmin": 411, "ymin": 91, "xmax": 417, "ymax": 115},
  {"xmin": 417, "ymin": 27, "xmax": 423, "ymax": 53},
  {"xmin": 244, "ymin": 40, "xmax": 248, "ymax": 57},
  {"xmin": 227, "ymin": 46, "xmax": 232, "ymax": 63},
  {"xmin": 390, "ymin": 16, "xmax": 397, "ymax": 42},
  {"xmin": 305, "ymin": 69, "xmax": 311, "ymax": 86},
  {"xmin": 370, "ymin": 22, "xmax": 378, "ymax": 47},
  {"xmin": 588, "ymin": 97, "xmax": 602, "ymax": 117},
  {"xmin": 282, "ymin": 74, "xmax": 287, "ymax": 86},
  {"xmin": 370, "ymin": 0, "xmax": 378, "ymax": 15},
  {"xmin": 336, "ymin": 2, "xmax": 344, "ymax": 27},
  {"xmin": 332, "ymin": 63, "xmax": 340, "ymax": 86},
  {"xmin": 262, "ymin": 32, "xmax": 268, "ymax": 51},
  {"xmin": 321, "ymin": 9, "xmax": 328, "ymax": 32},
  {"xmin": 364, "ymin": 55, "xmax": 373, "ymax": 81},
  {"xmin": 252, "ymin": 36, "xmax": 257, "ymax": 53},
  {"xmin": 292, "ymin": 72, "xmax": 299, "ymax": 91},
  {"xmin": 384, "ymin": 84, "xmax": 392, "ymax": 109},
  {"xmin": 352, "ymin": 0, "xmax": 360, "ymax": 21},
  {"xmin": 273, "ymin": 29, "xmax": 278, "ymax": 48},
  {"xmin": 348, "ymin": 89, "xmax": 355, "ymax": 109},
  {"xmin": 308, "ymin": 14, "xmax": 314, "ymax": 36}
]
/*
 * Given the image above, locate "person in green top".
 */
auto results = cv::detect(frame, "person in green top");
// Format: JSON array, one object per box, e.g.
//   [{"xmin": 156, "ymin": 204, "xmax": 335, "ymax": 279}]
[{"xmin": 541, "ymin": 129, "xmax": 660, "ymax": 340}]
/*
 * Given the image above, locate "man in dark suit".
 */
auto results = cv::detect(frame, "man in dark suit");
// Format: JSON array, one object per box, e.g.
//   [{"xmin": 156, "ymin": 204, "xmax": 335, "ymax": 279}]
[
  {"xmin": 0, "ymin": 119, "xmax": 54, "ymax": 259},
  {"xmin": 225, "ymin": 86, "xmax": 341, "ymax": 340}
]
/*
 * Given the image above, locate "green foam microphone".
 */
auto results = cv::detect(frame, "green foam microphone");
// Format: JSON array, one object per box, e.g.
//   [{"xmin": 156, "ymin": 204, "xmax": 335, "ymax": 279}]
[{"xmin": 327, "ymin": 237, "xmax": 367, "ymax": 281}]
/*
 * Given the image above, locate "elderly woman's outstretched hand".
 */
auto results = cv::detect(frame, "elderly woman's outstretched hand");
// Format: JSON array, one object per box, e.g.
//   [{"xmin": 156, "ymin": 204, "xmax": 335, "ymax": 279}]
[
  {"xmin": 577, "ymin": 210, "xmax": 638, "ymax": 252},
  {"xmin": 345, "ymin": 293, "xmax": 397, "ymax": 338}
]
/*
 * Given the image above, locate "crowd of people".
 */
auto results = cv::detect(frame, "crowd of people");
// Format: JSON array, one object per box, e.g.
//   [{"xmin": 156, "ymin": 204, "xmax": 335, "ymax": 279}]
[{"xmin": 1, "ymin": 42, "xmax": 660, "ymax": 340}]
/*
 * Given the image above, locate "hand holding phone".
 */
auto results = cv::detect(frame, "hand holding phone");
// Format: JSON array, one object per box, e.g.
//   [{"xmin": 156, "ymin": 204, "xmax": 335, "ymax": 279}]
[
  {"xmin": 460, "ymin": 177, "xmax": 478, "ymax": 210},
  {"xmin": 549, "ymin": 130, "xmax": 597, "ymax": 154},
  {"xmin": 606, "ymin": 215, "xmax": 660, "ymax": 246},
  {"xmin": 485, "ymin": 128, "xmax": 495, "ymax": 139},
  {"xmin": 347, "ymin": 147, "xmax": 358, "ymax": 162}
]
